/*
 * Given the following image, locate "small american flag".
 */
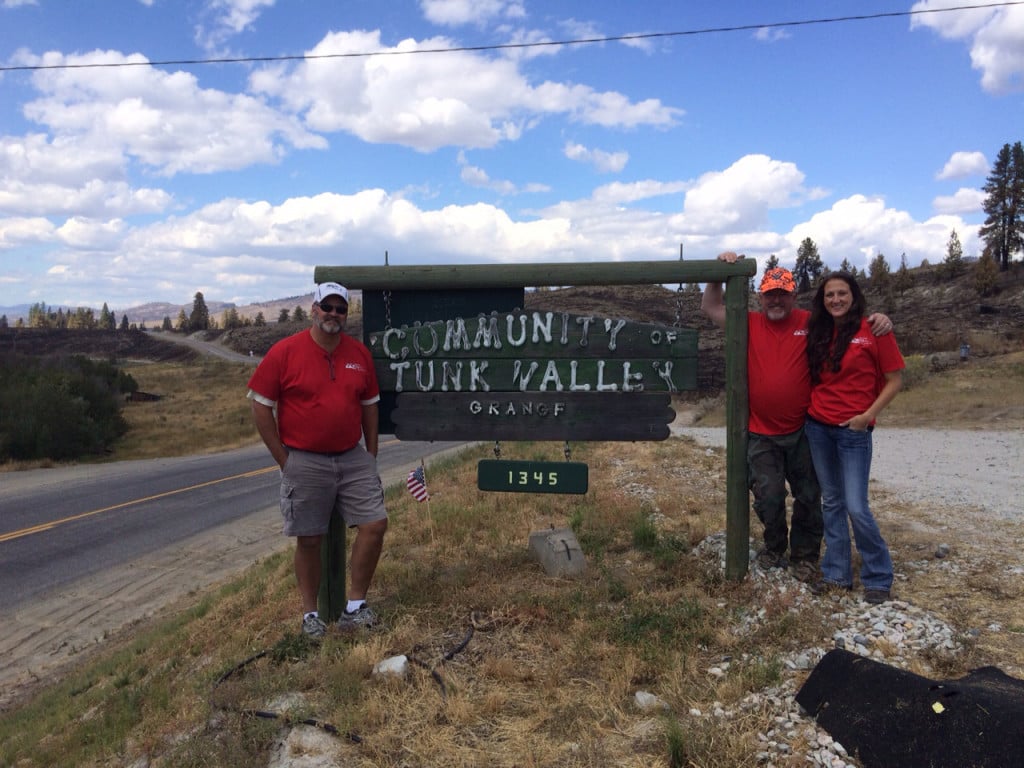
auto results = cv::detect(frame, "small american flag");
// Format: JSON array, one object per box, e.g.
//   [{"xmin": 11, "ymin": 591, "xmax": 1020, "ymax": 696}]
[{"xmin": 406, "ymin": 465, "xmax": 429, "ymax": 502}]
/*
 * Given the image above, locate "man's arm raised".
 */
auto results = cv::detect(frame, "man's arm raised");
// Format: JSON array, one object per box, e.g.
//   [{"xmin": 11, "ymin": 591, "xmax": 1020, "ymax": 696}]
[{"xmin": 700, "ymin": 251, "xmax": 742, "ymax": 330}]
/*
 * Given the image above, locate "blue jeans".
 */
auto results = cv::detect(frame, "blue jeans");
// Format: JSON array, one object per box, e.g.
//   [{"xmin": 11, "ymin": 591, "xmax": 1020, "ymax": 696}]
[{"xmin": 804, "ymin": 418, "xmax": 893, "ymax": 591}]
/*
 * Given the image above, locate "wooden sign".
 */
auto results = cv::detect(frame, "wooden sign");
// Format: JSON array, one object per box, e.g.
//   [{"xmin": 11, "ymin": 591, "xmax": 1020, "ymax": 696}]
[
  {"xmin": 369, "ymin": 311, "xmax": 695, "ymax": 442},
  {"xmin": 317, "ymin": 260, "xmax": 755, "ymax": 579}
]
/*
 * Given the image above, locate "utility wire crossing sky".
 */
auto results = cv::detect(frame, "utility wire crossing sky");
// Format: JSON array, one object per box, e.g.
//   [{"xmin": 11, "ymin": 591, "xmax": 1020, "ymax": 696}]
[{"xmin": 0, "ymin": 0, "xmax": 1021, "ymax": 312}]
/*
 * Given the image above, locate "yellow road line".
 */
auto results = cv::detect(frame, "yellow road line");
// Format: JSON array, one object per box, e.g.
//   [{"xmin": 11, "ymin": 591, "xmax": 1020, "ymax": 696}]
[
  {"xmin": 0, "ymin": 466, "xmax": 279, "ymax": 544},
  {"xmin": 0, "ymin": 438, "xmax": 401, "ymax": 544}
]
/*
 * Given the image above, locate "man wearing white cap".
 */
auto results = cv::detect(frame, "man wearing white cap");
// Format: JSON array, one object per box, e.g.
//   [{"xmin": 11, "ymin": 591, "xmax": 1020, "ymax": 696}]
[{"xmin": 248, "ymin": 282, "xmax": 387, "ymax": 638}]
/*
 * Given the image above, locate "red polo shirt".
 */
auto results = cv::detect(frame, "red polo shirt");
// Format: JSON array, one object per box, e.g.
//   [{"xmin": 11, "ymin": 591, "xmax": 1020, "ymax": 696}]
[
  {"xmin": 748, "ymin": 308, "xmax": 811, "ymax": 435},
  {"xmin": 247, "ymin": 329, "xmax": 379, "ymax": 453},
  {"xmin": 808, "ymin": 319, "xmax": 905, "ymax": 425}
]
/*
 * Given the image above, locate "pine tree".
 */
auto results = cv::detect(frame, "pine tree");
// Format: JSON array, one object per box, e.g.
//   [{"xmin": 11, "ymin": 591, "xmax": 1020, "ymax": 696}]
[
  {"xmin": 793, "ymin": 238, "xmax": 824, "ymax": 292},
  {"xmin": 869, "ymin": 253, "xmax": 894, "ymax": 311},
  {"xmin": 974, "ymin": 251, "xmax": 999, "ymax": 297},
  {"xmin": 254, "ymin": 312, "xmax": 266, "ymax": 327},
  {"xmin": 894, "ymin": 253, "xmax": 913, "ymax": 297},
  {"xmin": 838, "ymin": 258, "xmax": 857, "ymax": 275},
  {"xmin": 222, "ymin": 307, "xmax": 242, "ymax": 330},
  {"xmin": 189, "ymin": 292, "xmax": 210, "ymax": 332},
  {"xmin": 70, "ymin": 307, "xmax": 96, "ymax": 329},
  {"xmin": 175, "ymin": 309, "xmax": 189, "ymax": 332},
  {"xmin": 100, "ymin": 303, "xmax": 115, "ymax": 330},
  {"xmin": 278, "ymin": 308, "xmax": 291, "ymax": 323},
  {"xmin": 942, "ymin": 229, "xmax": 965, "ymax": 279},
  {"xmin": 28, "ymin": 302, "xmax": 50, "ymax": 328},
  {"xmin": 293, "ymin": 306, "xmax": 307, "ymax": 323},
  {"xmin": 162, "ymin": 315, "xmax": 173, "ymax": 331},
  {"xmin": 869, "ymin": 253, "xmax": 891, "ymax": 289},
  {"xmin": 979, "ymin": 141, "xmax": 1024, "ymax": 271},
  {"xmin": 119, "ymin": 314, "xmax": 129, "ymax": 331}
]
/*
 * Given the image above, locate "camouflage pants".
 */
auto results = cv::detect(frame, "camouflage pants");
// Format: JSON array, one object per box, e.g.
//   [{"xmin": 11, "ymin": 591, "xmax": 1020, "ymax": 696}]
[{"xmin": 748, "ymin": 428, "xmax": 823, "ymax": 563}]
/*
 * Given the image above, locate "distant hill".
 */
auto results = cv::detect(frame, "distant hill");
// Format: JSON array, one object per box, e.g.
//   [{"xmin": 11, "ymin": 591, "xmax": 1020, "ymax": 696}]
[{"xmin": 0, "ymin": 291, "xmax": 363, "ymax": 327}]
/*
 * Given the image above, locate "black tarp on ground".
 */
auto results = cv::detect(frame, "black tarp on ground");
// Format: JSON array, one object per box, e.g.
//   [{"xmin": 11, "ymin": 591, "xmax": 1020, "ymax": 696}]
[{"xmin": 795, "ymin": 648, "xmax": 1024, "ymax": 767}]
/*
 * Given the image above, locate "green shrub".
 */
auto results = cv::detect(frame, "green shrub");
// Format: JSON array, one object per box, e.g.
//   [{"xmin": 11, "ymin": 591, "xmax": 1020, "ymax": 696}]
[
  {"xmin": 0, "ymin": 354, "xmax": 134, "ymax": 461},
  {"xmin": 900, "ymin": 354, "xmax": 931, "ymax": 391}
]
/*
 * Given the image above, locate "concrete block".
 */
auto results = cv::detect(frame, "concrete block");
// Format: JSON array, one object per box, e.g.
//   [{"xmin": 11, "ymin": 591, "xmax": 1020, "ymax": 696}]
[{"xmin": 528, "ymin": 528, "xmax": 586, "ymax": 577}]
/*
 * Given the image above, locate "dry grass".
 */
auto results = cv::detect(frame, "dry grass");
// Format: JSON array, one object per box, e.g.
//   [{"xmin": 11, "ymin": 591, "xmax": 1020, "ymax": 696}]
[
  {"xmin": 113, "ymin": 359, "xmax": 259, "ymax": 459},
  {"xmin": 883, "ymin": 350, "xmax": 1024, "ymax": 428},
  {"xmin": 2, "ymin": 352, "xmax": 1023, "ymax": 767}
]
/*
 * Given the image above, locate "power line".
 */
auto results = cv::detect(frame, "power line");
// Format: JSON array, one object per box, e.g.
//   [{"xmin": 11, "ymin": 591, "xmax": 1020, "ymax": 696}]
[{"xmin": 1, "ymin": 1, "xmax": 1021, "ymax": 73}]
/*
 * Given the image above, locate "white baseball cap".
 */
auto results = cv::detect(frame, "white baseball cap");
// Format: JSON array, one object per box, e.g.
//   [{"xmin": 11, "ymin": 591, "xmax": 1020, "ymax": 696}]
[{"xmin": 313, "ymin": 282, "xmax": 349, "ymax": 304}]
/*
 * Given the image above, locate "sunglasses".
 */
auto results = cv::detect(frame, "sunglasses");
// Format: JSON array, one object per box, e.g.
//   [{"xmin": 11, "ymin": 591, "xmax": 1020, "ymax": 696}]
[{"xmin": 317, "ymin": 302, "xmax": 348, "ymax": 314}]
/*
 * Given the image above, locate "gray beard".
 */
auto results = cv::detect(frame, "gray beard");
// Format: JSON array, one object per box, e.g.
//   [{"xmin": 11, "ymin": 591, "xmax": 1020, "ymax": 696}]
[{"xmin": 315, "ymin": 316, "xmax": 343, "ymax": 334}]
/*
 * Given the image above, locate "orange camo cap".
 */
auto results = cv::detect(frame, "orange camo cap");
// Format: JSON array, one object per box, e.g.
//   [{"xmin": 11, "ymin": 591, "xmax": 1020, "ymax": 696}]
[{"xmin": 759, "ymin": 267, "xmax": 796, "ymax": 293}]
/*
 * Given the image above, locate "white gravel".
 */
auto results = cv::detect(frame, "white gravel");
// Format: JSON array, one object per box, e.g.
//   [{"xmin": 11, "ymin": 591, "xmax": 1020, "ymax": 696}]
[
  {"xmin": 691, "ymin": 533, "xmax": 976, "ymax": 768},
  {"xmin": 674, "ymin": 426, "xmax": 1023, "ymax": 521}
]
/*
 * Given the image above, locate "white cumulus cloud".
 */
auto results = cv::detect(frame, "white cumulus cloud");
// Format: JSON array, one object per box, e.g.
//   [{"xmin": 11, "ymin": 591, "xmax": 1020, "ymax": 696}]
[
  {"xmin": 933, "ymin": 187, "xmax": 986, "ymax": 215},
  {"xmin": 681, "ymin": 154, "xmax": 826, "ymax": 234},
  {"xmin": 18, "ymin": 49, "xmax": 324, "ymax": 176},
  {"xmin": 420, "ymin": 0, "xmax": 525, "ymax": 27},
  {"xmin": 250, "ymin": 30, "xmax": 682, "ymax": 152},
  {"xmin": 787, "ymin": 194, "xmax": 977, "ymax": 269},
  {"xmin": 937, "ymin": 150, "xmax": 988, "ymax": 179},
  {"xmin": 195, "ymin": 0, "xmax": 277, "ymax": 51},
  {"xmin": 563, "ymin": 141, "xmax": 628, "ymax": 173},
  {"xmin": 911, "ymin": 1, "xmax": 1024, "ymax": 93}
]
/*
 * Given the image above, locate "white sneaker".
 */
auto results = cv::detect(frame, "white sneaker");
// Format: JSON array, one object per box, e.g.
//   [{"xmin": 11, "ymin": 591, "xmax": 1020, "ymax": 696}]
[
  {"xmin": 301, "ymin": 614, "xmax": 327, "ymax": 639},
  {"xmin": 336, "ymin": 605, "xmax": 380, "ymax": 630}
]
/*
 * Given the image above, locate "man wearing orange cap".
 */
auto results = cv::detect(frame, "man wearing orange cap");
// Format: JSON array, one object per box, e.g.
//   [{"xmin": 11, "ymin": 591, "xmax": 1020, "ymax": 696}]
[{"xmin": 701, "ymin": 253, "xmax": 892, "ymax": 582}]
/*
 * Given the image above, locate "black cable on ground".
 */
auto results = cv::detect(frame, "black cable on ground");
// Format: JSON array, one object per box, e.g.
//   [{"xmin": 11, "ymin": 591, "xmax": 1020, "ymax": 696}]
[
  {"xmin": 406, "ymin": 623, "xmax": 475, "ymax": 701},
  {"xmin": 209, "ymin": 617, "xmax": 476, "ymax": 741},
  {"xmin": 210, "ymin": 646, "xmax": 362, "ymax": 742}
]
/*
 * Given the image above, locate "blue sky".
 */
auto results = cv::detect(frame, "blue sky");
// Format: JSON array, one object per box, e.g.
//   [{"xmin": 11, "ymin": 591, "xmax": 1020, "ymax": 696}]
[{"xmin": 1, "ymin": 0, "xmax": 1022, "ymax": 312}]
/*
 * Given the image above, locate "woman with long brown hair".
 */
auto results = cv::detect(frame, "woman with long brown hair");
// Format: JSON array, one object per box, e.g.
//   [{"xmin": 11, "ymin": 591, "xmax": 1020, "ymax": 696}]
[{"xmin": 804, "ymin": 272, "xmax": 904, "ymax": 605}]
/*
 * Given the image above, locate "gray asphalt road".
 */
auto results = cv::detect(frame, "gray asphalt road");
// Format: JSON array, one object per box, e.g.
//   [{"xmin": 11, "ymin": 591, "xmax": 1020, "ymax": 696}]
[
  {"xmin": 0, "ymin": 444, "xmax": 277, "ymax": 613},
  {"xmin": 0, "ymin": 439, "xmax": 465, "ymax": 613}
]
